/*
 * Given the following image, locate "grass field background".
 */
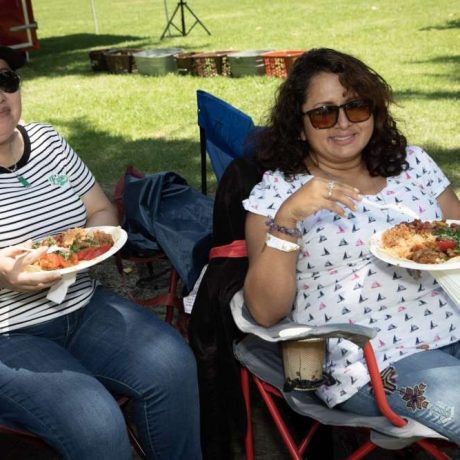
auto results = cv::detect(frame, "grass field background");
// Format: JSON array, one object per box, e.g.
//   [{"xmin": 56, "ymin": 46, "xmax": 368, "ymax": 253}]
[{"xmin": 20, "ymin": 0, "xmax": 459, "ymax": 191}]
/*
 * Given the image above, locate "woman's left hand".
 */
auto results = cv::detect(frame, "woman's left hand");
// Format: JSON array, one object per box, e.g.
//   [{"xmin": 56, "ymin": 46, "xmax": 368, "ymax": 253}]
[{"xmin": 275, "ymin": 177, "xmax": 361, "ymax": 225}]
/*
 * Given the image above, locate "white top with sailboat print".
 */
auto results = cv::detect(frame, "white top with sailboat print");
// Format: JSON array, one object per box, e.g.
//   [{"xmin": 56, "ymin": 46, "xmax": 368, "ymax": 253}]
[{"xmin": 243, "ymin": 145, "xmax": 460, "ymax": 407}]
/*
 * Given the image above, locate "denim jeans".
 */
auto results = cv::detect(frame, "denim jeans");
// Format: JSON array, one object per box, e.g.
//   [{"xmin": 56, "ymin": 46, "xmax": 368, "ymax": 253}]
[
  {"xmin": 338, "ymin": 342, "xmax": 460, "ymax": 446},
  {"xmin": 0, "ymin": 287, "xmax": 201, "ymax": 460}
]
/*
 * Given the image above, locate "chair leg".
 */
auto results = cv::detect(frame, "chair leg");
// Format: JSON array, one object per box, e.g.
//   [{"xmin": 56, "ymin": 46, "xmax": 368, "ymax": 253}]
[
  {"xmin": 165, "ymin": 269, "xmax": 178, "ymax": 324},
  {"xmin": 241, "ymin": 367, "xmax": 254, "ymax": 460},
  {"xmin": 252, "ymin": 375, "xmax": 303, "ymax": 460},
  {"xmin": 346, "ymin": 440, "xmax": 378, "ymax": 460},
  {"xmin": 416, "ymin": 439, "xmax": 452, "ymax": 460},
  {"xmin": 127, "ymin": 425, "xmax": 146, "ymax": 459},
  {"xmin": 298, "ymin": 420, "xmax": 321, "ymax": 456},
  {"xmin": 117, "ymin": 396, "xmax": 147, "ymax": 459}
]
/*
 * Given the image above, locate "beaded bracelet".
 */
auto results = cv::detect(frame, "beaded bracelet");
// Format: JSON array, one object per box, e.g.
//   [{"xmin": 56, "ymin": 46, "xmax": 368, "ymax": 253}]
[{"xmin": 265, "ymin": 217, "xmax": 301, "ymax": 238}]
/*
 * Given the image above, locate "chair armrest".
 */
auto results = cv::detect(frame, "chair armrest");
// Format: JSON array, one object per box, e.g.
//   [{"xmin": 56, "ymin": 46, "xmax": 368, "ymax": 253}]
[
  {"xmin": 231, "ymin": 289, "xmax": 408, "ymax": 427},
  {"xmin": 230, "ymin": 289, "xmax": 377, "ymax": 348}
]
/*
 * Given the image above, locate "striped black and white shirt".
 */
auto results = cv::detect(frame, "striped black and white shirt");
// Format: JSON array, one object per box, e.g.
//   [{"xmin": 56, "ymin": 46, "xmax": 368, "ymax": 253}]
[{"xmin": 0, "ymin": 123, "xmax": 97, "ymax": 333}]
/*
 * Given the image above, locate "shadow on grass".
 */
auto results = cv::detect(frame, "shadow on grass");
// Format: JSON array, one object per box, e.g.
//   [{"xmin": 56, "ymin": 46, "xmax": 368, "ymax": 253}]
[
  {"xmin": 419, "ymin": 18, "xmax": 460, "ymax": 31},
  {"xmin": 407, "ymin": 54, "xmax": 460, "ymax": 84},
  {"xmin": 423, "ymin": 145, "xmax": 460, "ymax": 190},
  {"xmin": 43, "ymin": 116, "xmax": 205, "ymax": 189},
  {"xmin": 23, "ymin": 33, "xmax": 197, "ymax": 78},
  {"xmin": 395, "ymin": 89, "xmax": 460, "ymax": 100}
]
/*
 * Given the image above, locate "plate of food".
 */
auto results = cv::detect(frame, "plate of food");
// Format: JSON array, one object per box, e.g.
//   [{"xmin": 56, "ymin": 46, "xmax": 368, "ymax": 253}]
[
  {"xmin": 369, "ymin": 219, "xmax": 460, "ymax": 271},
  {"xmin": 25, "ymin": 226, "xmax": 128, "ymax": 275}
]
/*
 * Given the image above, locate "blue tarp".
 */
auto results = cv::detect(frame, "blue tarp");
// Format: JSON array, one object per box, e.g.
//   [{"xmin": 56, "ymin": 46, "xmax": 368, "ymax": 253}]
[{"xmin": 122, "ymin": 171, "xmax": 214, "ymax": 293}]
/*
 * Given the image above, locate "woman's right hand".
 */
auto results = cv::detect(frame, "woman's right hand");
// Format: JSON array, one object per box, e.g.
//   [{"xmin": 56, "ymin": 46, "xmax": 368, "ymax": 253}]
[
  {"xmin": 0, "ymin": 242, "xmax": 62, "ymax": 292},
  {"xmin": 275, "ymin": 176, "xmax": 361, "ymax": 225}
]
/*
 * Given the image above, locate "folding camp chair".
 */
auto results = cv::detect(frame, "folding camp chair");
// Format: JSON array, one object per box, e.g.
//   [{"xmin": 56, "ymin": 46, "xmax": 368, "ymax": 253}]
[
  {"xmin": 197, "ymin": 89, "xmax": 256, "ymax": 194},
  {"xmin": 230, "ymin": 290, "xmax": 455, "ymax": 460},
  {"xmin": 0, "ymin": 396, "xmax": 146, "ymax": 458}
]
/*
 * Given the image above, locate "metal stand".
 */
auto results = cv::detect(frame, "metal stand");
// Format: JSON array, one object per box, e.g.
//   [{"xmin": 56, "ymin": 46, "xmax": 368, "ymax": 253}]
[{"xmin": 160, "ymin": 1, "xmax": 211, "ymax": 39}]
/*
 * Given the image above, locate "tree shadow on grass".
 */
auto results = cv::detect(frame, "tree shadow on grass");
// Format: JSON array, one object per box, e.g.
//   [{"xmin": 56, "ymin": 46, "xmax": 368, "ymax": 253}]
[
  {"xmin": 25, "ymin": 33, "xmax": 148, "ymax": 77},
  {"xmin": 395, "ymin": 89, "xmax": 460, "ymax": 100},
  {"xmin": 423, "ymin": 145, "xmax": 460, "ymax": 190},
  {"xmin": 406, "ymin": 54, "xmax": 460, "ymax": 84},
  {"xmin": 44, "ymin": 116, "xmax": 205, "ymax": 190},
  {"xmin": 419, "ymin": 18, "xmax": 460, "ymax": 31},
  {"xmin": 24, "ymin": 33, "xmax": 198, "ymax": 78}
]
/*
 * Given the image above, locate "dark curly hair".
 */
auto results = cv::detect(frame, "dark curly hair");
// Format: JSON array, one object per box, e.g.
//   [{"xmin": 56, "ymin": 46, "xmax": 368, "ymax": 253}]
[{"xmin": 254, "ymin": 48, "xmax": 407, "ymax": 177}]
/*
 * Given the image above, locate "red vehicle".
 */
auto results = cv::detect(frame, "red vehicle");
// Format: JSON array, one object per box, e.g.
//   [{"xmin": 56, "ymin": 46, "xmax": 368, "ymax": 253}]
[{"xmin": 0, "ymin": 0, "xmax": 38, "ymax": 54}]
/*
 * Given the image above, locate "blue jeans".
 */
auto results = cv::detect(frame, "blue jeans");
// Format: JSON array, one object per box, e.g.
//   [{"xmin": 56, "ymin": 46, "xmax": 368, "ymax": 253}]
[
  {"xmin": 0, "ymin": 287, "xmax": 201, "ymax": 460},
  {"xmin": 338, "ymin": 342, "xmax": 460, "ymax": 446}
]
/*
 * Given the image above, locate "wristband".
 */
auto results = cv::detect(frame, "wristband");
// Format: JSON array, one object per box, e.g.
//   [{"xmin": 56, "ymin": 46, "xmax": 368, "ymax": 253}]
[{"xmin": 265, "ymin": 233, "xmax": 300, "ymax": 253}]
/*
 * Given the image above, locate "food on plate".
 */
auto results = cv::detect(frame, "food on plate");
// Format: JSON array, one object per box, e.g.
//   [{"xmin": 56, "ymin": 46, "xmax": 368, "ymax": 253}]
[
  {"xmin": 31, "ymin": 228, "xmax": 114, "ymax": 270},
  {"xmin": 381, "ymin": 220, "xmax": 460, "ymax": 264}
]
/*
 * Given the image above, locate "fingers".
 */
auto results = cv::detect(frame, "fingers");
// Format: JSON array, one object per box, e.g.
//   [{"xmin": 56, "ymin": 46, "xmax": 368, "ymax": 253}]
[
  {"xmin": 12, "ymin": 246, "xmax": 47, "ymax": 269},
  {"xmin": 1, "ymin": 240, "xmax": 33, "ymax": 257},
  {"xmin": 8, "ymin": 271, "xmax": 61, "ymax": 292},
  {"xmin": 323, "ymin": 179, "xmax": 361, "ymax": 213},
  {"xmin": 280, "ymin": 177, "xmax": 362, "ymax": 222}
]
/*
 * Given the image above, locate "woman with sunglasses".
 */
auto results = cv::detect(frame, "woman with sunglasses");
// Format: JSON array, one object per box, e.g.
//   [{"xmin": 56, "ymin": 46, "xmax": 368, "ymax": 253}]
[
  {"xmin": 243, "ymin": 48, "xmax": 460, "ymax": 443},
  {"xmin": 0, "ymin": 46, "xmax": 201, "ymax": 459}
]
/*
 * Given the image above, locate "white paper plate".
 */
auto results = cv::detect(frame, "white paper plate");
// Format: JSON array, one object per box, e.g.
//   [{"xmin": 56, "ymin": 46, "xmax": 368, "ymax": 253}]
[
  {"xmin": 431, "ymin": 270, "xmax": 460, "ymax": 306},
  {"xmin": 369, "ymin": 220, "xmax": 460, "ymax": 271},
  {"xmin": 31, "ymin": 226, "xmax": 127, "ymax": 275}
]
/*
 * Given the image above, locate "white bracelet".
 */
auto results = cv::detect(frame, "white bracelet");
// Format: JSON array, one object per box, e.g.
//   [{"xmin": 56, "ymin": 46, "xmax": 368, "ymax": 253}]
[{"xmin": 265, "ymin": 233, "xmax": 300, "ymax": 252}]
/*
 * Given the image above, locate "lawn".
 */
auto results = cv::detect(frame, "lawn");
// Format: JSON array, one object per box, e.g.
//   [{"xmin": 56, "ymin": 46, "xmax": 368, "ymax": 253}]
[{"xmin": 20, "ymin": 0, "xmax": 459, "ymax": 191}]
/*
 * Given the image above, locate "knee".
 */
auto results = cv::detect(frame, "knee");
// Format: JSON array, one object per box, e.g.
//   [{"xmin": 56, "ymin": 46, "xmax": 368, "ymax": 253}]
[
  {"xmin": 57, "ymin": 394, "xmax": 131, "ymax": 459},
  {"xmin": 145, "ymin": 335, "xmax": 198, "ymax": 392}
]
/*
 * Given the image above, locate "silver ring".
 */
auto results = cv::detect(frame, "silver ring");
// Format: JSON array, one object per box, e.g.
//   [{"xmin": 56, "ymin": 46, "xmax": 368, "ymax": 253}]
[{"xmin": 327, "ymin": 180, "xmax": 335, "ymax": 198}]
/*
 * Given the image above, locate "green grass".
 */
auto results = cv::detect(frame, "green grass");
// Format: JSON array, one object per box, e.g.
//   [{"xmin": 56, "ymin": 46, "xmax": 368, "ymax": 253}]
[{"xmin": 20, "ymin": 0, "xmax": 459, "ymax": 191}]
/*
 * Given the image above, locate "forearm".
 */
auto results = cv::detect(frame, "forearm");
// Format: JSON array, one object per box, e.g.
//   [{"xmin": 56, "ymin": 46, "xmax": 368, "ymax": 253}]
[
  {"xmin": 82, "ymin": 183, "xmax": 119, "ymax": 228},
  {"xmin": 86, "ymin": 204, "xmax": 118, "ymax": 227},
  {"xmin": 244, "ymin": 210, "xmax": 301, "ymax": 326},
  {"xmin": 244, "ymin": 250, "xmax": 297, "ymax": 327}
]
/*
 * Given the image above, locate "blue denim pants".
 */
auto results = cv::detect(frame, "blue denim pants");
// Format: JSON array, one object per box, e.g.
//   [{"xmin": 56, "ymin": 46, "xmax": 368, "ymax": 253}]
[
  {"xmin": 338, "ymin": 342, "xmax": 460, "ymax": 446},
  {"xmin": 0, "ymin": 287, "xmax": 202, "ymax": 460}
]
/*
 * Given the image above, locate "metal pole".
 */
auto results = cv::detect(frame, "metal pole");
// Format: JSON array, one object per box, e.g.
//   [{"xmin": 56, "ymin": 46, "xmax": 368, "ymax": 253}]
[
  {"xmin": 180, "ymin": 0, "xmax": 186, "ymax": 36},
  {"xmin": 162, "ymin": 0, "xmax": 171, "ymax": 37},
  {"xmin": 89, "ymin": 0, "xmax": 99, "ymax": 34}
]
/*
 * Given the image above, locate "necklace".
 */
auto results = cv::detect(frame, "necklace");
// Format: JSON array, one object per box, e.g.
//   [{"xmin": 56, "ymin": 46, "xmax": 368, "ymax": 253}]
[
  {"xmin": 0, "ymin": 131, "xmax": 30, "ymax": 187},
  {"xmin": 3, "ymin": 163, "xmax": 30, "ymax": 187}
]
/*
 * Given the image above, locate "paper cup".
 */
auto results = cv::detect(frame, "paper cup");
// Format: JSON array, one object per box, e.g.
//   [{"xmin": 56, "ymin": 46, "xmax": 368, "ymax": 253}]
[{"xmin": 281, "ymin": 337, "xmax": 326, "ymax": 391}]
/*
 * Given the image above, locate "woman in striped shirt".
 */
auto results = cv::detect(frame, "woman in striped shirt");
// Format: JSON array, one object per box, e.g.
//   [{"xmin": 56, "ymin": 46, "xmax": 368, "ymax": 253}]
[{"xmin": 0, "ymin": 46, "xmax": 201, "ymax": 460}]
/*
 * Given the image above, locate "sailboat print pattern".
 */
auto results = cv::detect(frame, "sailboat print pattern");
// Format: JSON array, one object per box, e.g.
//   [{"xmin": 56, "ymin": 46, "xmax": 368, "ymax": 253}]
[{"xmin": 243, "ymin": 146, "xmax": 460, "ymax": 408}]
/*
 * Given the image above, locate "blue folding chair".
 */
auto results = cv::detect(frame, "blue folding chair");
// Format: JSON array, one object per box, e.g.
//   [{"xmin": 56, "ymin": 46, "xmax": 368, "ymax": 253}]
[{"xmin": 197, "ymin": 89, "xmax": 256, "ymax": 194}]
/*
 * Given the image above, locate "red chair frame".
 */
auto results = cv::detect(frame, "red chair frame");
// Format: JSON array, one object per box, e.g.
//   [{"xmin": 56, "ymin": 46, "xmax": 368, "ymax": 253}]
[{"xmin": 241, "ymin": 342, "xmax": 453, "ymax": 460}]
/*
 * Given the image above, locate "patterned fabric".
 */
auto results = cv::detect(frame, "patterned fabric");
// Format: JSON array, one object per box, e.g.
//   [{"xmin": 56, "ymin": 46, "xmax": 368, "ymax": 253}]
[
  {"xmin": 0, "ymin": 123, "xmax": 97, "ymax": 333},
  {"xmin": 243, "ymin": 146, "xmax": 460, "ymax": 407}
]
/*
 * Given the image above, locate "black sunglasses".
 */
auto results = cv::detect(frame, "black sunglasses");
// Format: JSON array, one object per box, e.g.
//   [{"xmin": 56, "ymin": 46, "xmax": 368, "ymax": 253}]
[
  {"xmin": 0, "ymin": 69, "xmax": 21, "ymax": 93},
  {"xmin": 302, "ymin": 99, "xmax": 372, "ymax": 129}
]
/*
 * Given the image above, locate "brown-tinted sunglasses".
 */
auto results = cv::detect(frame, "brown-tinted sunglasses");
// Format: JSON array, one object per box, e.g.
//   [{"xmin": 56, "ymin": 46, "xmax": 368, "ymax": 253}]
[{"xmin": 302, "ymin": 99, "xmax": 372, "ymax": 129}]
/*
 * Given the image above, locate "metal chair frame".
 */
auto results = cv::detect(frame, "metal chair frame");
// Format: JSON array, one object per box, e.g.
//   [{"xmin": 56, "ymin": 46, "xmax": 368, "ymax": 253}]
[{"xmin": 240, "ymin": 341, "xmax": 453, "ymax": 460}]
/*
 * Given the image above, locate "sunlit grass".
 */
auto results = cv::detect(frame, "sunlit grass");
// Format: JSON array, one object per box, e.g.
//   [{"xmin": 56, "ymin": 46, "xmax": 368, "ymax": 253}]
[{"xmin": 21, "ymin": 0, "xmax": 459, "ymax": 191}]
